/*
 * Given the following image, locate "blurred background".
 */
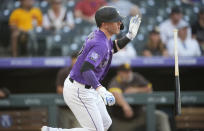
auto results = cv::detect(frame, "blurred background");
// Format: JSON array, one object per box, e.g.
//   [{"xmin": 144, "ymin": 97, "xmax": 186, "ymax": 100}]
[{"xmin": 0, "ymin": 0, "xmax": 204, "ymax": 131}]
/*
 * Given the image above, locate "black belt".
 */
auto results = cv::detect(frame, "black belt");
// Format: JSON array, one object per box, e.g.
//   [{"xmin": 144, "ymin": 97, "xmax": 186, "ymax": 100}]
[{"xmin": 69, "ymin": 77, "xmax": 91, "ymax": 89}]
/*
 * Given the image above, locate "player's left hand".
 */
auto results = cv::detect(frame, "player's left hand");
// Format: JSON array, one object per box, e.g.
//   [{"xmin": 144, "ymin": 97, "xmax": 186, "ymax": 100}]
[
  {"xmin": 126, "ymin": 15, "xmax": 141, "ymax": 40},
  {"xmin": 97, "ymin": 87, "xmax": 115, "ymax": 106}
]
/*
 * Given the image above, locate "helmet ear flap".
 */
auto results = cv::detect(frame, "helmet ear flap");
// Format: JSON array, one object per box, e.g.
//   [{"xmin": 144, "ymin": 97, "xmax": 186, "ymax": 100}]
[
  {"xmin": 96, "ymin": 21, "xmax": 101, "ymax": 28},
  {"xmin": 120, "ymin": 22, "xmax": 124, "ymax": 30}
]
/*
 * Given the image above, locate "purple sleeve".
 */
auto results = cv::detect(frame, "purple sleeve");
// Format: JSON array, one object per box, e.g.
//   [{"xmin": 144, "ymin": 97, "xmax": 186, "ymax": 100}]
[
  {"xmin": 82, "ymin": 70, "xmax": 101, "ymax": 89},
  {"xmin": 85, "ymin": 45, "xmax": 106, "ymax": 68}
]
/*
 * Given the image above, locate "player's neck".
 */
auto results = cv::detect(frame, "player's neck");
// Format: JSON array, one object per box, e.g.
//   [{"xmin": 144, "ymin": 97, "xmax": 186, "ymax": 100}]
[{"xmin": 99, "ymin": 28, "xmax": 112, "ymax": 40}]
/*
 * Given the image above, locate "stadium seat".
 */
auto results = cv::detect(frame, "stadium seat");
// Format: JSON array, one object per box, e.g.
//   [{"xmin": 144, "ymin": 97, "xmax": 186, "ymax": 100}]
[
  {"xmin": 176, "ymin": 107, "xmax": 204, "ymax": 130},
  {"xmin": 0, "ymin": 108, "xmax": 48, "ymax": 131}
]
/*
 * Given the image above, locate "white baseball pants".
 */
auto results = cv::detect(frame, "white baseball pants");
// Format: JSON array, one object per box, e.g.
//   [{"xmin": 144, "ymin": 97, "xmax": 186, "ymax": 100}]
[{"xmin": 46, "ymin": 77, "xmax": 112, "ymax": 131}]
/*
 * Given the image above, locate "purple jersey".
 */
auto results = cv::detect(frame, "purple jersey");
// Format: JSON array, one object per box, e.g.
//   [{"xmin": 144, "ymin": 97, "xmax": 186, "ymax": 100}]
[{"xmin": 70, "ymin": 29, "xmax": 113, "ymax": 86}]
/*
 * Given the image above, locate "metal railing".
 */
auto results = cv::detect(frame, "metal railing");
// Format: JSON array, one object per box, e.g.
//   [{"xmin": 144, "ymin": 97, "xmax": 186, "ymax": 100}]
[{"xmin": 1, "ymin": 91, "xmax": 204, "ymax": 131}]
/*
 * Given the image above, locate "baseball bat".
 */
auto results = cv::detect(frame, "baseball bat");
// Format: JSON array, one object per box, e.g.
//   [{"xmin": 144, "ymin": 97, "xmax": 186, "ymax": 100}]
[{"xmin": 173, "ymin": 29, "xmax": 181, "ymax": 116}]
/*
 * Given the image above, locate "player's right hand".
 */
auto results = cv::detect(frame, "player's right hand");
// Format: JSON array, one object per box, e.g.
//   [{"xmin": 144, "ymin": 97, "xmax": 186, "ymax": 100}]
[{"xmin": 97, "ymin": 86, "xmax": 115, "ymax": 106}]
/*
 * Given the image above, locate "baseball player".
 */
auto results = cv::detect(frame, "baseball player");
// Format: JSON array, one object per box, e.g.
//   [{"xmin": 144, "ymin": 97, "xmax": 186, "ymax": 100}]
[{"xmin": 42, "ymin": 6, "xmax": 141, "ymax": 131}]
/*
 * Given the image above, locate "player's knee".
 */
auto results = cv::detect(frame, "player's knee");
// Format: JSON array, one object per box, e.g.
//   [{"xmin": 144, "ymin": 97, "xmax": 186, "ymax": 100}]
[{"xmin": 104, "ymin": 117, "xmax": 112, "ymax": 130}]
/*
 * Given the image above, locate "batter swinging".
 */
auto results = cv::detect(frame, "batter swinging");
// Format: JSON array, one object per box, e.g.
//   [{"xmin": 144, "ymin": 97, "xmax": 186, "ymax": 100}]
[{"xmin": 42, "ymin": 6, "xmax": 141, "ymax": 131}]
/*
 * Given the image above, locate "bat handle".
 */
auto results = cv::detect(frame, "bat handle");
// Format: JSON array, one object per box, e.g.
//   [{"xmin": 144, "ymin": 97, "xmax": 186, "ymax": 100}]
[{"xmin": 175, "ymin": 76, "xmax": 181, "ymax": 115}]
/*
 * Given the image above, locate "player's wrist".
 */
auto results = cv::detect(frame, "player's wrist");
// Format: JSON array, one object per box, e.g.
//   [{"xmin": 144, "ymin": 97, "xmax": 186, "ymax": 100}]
[
  {"xmin": 96, "ymin": 86, "xmax": 105, "ymax": 91},
  {"xmin": 94, "ymin": 84, "xmax": 102, "ymax": 90},
  {"xmin": 126, "ymin": 33, "xmax": 134, "ymax": 40}
]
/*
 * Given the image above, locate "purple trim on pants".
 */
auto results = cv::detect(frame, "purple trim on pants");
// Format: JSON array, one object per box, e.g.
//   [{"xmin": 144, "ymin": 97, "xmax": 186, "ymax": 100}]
[{"xmin": 77, "ymin": 88, "xmax": 98, "ymax": 131}]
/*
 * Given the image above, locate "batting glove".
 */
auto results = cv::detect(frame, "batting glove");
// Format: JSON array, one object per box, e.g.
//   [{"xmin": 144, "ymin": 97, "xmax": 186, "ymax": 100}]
[
  {"xmin": 97, "ymin": 87, "xmax": 115, "ymax": 106},
  {"xmin": 126, "ymin": 15, "xmax": 141, "ymax": 40}
]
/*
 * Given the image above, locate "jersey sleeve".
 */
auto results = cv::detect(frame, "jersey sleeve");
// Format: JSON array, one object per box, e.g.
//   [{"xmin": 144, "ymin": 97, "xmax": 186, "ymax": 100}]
[
  {"xmin": 9, "ymin": 10, "xmax": 18, "ymax": 27},
  {"xmin": 167, "ymin": 40, "xmax": 174, "ymax": 56},
  {"xmin": 34, "ymin": 8, "xmax": 43, "ymax": 26},
  {"xmin": 159, "ymin": 23, "xmax": 168, "ymax": 44},
  {"xmin": 42, "ymin": 14, "xmax": 50, "ymax": 28},
  {"xmin": 30, "ymin": 8, "xmax": 43, "ymax": 26},
  {"xmin": 66, "ymin": 11, "xmax": 75, "ymax": 25},
  {"xmin": 84, "ymin": 44, "xmax": 106, "ymax": 68}
]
